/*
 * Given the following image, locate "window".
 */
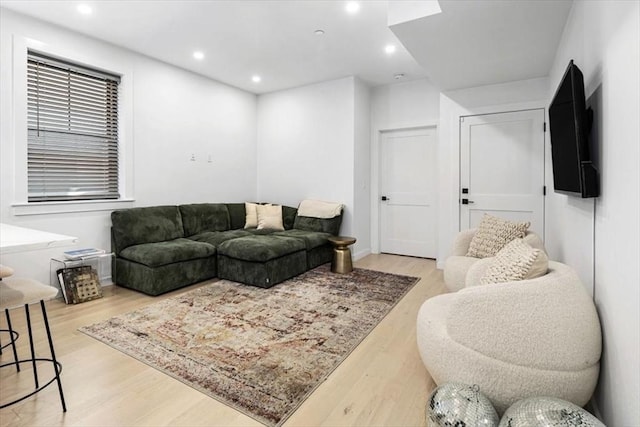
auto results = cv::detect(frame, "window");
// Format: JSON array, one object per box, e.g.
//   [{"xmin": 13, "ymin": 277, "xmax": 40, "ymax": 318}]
[{"xmin": 27, "ymin": 51, "xmax": 121, "ymax": 202}]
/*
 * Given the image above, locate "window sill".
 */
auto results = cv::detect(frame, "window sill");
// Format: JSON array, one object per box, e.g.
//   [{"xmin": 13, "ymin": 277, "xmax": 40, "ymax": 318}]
[{"xmin": 12, "ymin": 199, "xmax": 135, "ymax": 216}]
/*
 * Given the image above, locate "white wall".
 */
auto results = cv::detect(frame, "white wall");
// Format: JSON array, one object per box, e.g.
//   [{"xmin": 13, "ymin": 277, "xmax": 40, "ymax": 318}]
[
  {"xmin": 370, "ymin": 79, "xmax": 440, "ymax": 130},
  {"xmin": 370, "ymin": 79, "xmax": 440, "ymax": 253},
  {"xmin": 256, "ymin": 77, "xmax": 356, "ymax": 246},
  {"xmin": 132, "ymin": 58, "xmax": 257, "ymax": 206},
  {"xmin": 437, "ymin": 78, "xmax": 549, "ymax": 268},
  {"xmin": 546, "ymin": 1, "xmax": 640, "ymax": 424},
  {"xmin": 0, "ymin": 9, "xmax": 257, "ymax": 286},
  {"xmin": 353, "ymin": 78, "xmax": 371, "ymax": 259}
]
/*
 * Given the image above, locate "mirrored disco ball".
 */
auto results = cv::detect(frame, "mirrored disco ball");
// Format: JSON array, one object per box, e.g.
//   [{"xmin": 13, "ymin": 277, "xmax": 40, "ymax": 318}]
[
  {"xmin": 427, "ymin": 382, "xmax": 499, "ymax": 427},
  {"xmin": 499, "ymin": 397, "xmax": 605, "ymax": 427}
]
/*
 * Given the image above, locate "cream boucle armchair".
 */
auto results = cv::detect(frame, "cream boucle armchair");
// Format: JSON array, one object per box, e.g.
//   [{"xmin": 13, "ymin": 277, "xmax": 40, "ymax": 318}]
[
  {"xmin": 417, "ymin": 261, "xmax": 602, "ymax": 414},
  {"xmin": 443, "ymin": 228, "xmax": 546, "ymax": 292}
]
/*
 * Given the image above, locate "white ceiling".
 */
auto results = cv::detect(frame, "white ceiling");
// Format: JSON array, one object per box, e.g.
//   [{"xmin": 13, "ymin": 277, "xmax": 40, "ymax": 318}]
[
  {"xmin": 391, "ymin": 0, "xmax": 574, "ymax": 91},
  {"xmin": 1, "ymin": 0, "xmax": 573, "ymax": 94}
]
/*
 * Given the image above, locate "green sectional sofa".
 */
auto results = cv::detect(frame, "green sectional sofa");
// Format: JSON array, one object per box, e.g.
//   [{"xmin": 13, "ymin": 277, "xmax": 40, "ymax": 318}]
[{"xmin": 111, "ymin": 203, "xmax": 342, "ymax": 295}]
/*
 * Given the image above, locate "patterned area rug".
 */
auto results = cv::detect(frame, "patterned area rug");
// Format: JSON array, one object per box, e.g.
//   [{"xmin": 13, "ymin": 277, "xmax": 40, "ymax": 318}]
[{"xmin": 80, "ymin": 264, "xmax": 419, "ymax": 426}]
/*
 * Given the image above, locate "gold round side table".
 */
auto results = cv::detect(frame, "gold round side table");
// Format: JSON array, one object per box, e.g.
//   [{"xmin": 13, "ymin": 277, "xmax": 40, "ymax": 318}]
[{"xmin": 328, "ymin": 236, "xmax": 357, "ymax": 274}]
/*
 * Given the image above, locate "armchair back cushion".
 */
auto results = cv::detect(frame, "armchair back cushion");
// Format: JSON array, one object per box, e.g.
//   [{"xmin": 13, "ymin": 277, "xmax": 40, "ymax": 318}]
[{"xmin": 111, "ymin": 206, "xmax": 184, "ymax": 255}]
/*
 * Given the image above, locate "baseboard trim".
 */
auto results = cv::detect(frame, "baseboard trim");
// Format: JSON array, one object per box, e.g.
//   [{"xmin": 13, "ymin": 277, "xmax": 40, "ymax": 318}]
[{"xmin": 353, "ymin": 249, "xmax": 371, "ymax": 261}]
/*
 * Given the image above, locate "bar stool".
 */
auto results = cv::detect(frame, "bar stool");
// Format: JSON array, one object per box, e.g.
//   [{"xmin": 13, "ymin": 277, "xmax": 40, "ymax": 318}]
[
  {"xmin": 0, "ymin": 265, "xmax": 66, "ymax": 412},
  {"xmin": 0, "ymin": 265, "xmax": 19, "ymax": 367}
]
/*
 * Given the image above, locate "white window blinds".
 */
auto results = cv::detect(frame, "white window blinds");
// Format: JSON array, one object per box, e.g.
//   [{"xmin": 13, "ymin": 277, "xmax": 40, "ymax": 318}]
[{"xmin": 27, "ymin": 51, "xmax": 121, "ymax": 202}]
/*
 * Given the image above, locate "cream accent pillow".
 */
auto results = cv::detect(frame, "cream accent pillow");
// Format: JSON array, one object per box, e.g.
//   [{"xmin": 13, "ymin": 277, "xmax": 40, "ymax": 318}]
[
  {"xmin": 244, "ymin": 202, "xmax": 259, "ymax": 229},
  {"xmin": 480, "ymin": 238, "xmax": 549, "ymax": 285},
  {"xmin": 467, "ymin": 214, "xmax": 530, "ymax": 258},
  {"xmin": 257, "ymin": 204, "xmax": 284, "ymax": 231}
]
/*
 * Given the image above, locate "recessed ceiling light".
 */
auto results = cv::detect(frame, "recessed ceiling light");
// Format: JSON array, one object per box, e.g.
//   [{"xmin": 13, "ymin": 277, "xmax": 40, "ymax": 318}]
[
  {"xmin": 394, "ymin": 73, "xmax": 405, "ymax": 80},
  {"xmin": 385, "ymin": 44, "xmax": 397, "ymax": 54},
  {"xmin": 345, "ymin": 1, "xmax": 360, "ymax": 14},
  {"xmin": 193, "ymin": 51, "xmax": 205, "ymax": 60},
  {"xmin": 314, "ymin": 29, "xmax": 325, "ymax": 36},
  {"xmin": 252, "ymin": 75, "xmax": 261, "ymax": 83},
  {"xmin": 77, "ymin": 3, "xmax": 92, "ymax": 15}
]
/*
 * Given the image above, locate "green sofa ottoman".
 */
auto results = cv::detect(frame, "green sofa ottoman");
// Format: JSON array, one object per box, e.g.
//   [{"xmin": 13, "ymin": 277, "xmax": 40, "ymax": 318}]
[
  {"xmin": 217, "ymin": 235, "xmax": 307, "ymax": 288},
  {"xmin": 272, "ymin": 229, "xmax": 333, "ymax": 269}
]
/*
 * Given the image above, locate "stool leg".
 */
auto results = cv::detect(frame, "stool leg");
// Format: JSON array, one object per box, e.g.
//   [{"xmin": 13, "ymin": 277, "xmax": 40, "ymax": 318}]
[
  {"xmin": 25, "ymin": 304, "xmax": 39, "ymax": 390},
  {"xmin": 40, "ymin": 300, "xmax": 66, "ymax": 412},
  {"xmin": 5, "ymin": 308, "xmax": 20, "ymax": 372}
]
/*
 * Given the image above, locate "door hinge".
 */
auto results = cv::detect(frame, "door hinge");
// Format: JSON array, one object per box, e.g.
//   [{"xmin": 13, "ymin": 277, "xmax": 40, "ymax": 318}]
[
  {"xmin": 543, "ymin": 185, "xmax": 547, "ymax": 196},
  {"xmin": 543, "ymin": 122, "xmax": 547, "ymax": 132}
]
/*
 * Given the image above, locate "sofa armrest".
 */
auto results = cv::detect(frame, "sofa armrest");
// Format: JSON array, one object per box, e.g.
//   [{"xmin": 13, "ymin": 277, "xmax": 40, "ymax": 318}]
[
  {"xmin": 446, "ymin": 261, "xmax": 601, "ymax": 371},
  {"xmin": 449, "ymin": 228, "xmax": 477, "ymax": 256}
]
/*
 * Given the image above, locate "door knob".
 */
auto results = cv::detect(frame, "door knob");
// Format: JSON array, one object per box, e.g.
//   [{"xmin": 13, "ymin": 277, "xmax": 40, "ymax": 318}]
[{"xmin": 381, "ymin": 196, "xmax": 390, "ymax": 201}]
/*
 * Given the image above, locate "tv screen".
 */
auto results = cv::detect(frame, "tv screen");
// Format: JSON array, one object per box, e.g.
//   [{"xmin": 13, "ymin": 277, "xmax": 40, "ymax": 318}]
[{"xmin": 548, "ymin": 60, "xmax": 599, "ymax": 198}]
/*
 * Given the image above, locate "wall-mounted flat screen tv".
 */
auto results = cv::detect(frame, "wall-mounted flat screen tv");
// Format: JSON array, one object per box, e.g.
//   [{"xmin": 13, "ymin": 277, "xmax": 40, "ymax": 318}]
[{"xmin": 548, "ymin": 60, "xmax": 599, "ymax": 198}]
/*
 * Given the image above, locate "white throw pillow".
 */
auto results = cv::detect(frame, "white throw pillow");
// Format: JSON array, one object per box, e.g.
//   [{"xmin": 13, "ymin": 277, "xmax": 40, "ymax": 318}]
[
  {"xmin": 480, "ymin": 238, "xmax": 549, "ymax": 285},
  {"xmin": 467, "ymin": 214, "xmax": 530, "ymax": 258},
  {"xmin": 257, "ymin": 204, "xmax": 284, "ymax": 231},
  {"xmin": 297, "ymin": 199, "xmax": 343, "ymax": 219}
]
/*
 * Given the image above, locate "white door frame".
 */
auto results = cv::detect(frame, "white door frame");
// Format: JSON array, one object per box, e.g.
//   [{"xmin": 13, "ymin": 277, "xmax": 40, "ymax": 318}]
[
  {"xmin": 371, "ymin": 123, "xmax": 438, "ymax": 254},
  {"xmin": 458, "ymin": 108, "xmax": 546, "ymax": 234},
  {"xmin": 436, "ymin": 98, "xmax": 547, "ymax": 269}
]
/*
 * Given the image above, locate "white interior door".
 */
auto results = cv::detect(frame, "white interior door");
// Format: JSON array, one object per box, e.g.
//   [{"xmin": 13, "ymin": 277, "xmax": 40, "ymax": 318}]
[
  {"xmin": 380, "ymin": 127, "xmax": 437, "ymax": 258},
  {"xmin": 460, "ymin": 109, "xmax": 545, "ymax": 235}
]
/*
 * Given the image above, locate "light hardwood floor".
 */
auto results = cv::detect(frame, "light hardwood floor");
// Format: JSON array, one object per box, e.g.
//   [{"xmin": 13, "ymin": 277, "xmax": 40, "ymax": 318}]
[{"xmin": 0, "ymin": 254, "xmax": 446, "ymax": 427}]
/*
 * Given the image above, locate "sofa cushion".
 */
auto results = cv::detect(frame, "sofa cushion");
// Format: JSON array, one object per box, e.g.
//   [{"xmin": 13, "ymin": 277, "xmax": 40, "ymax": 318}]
[
  {"xmin": 226, "ymin": 203, "xmax": 247, "ymax": 230},
  {"xmin": 272, "ymin": 229, "xmax": 332, "ymax": 250},
  {"xmin": 218, "ymin": 236, "xmax": 305, "ymax": 262},
  {"xmin": 188, "ymin": 229, "xmax": 252, "ymax": 247},
  {"xmin": 120, "ymin": 238, "xmax": 216, "ymax": 268},
  {"xmin": 257, "ymin": 204, "xmax": 285, "ymax": 230},
  {"xmin": 244, "ymin": 228, "xmax": 276, "ymax": 236},
  {"xmin": 466, "ymin": 214, "xmax": 530, "ymax": 258},
  {"xmin": 480, "ymin": 239, "xmax": 549, "ymax": 285},
  {"xmin": 282, "ymin": 206, "xmax": 297, "ymax": 230},
  {"xmin": 111, "ymin": 206, "xmax": 184, "ymax": 253},
  {"xmin": 294, "ymin": 215, "xmax": 342, "ymax": 235},
  {"xmin": 179, "ymin": 203, "xmax": 230, "ymax": 236}
]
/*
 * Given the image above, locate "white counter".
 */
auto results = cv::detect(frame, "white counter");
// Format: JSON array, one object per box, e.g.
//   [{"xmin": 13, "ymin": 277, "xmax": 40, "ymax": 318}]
[{"xmin": 0, "ymin": 223, "xmax": 78, "ymax": 254}]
